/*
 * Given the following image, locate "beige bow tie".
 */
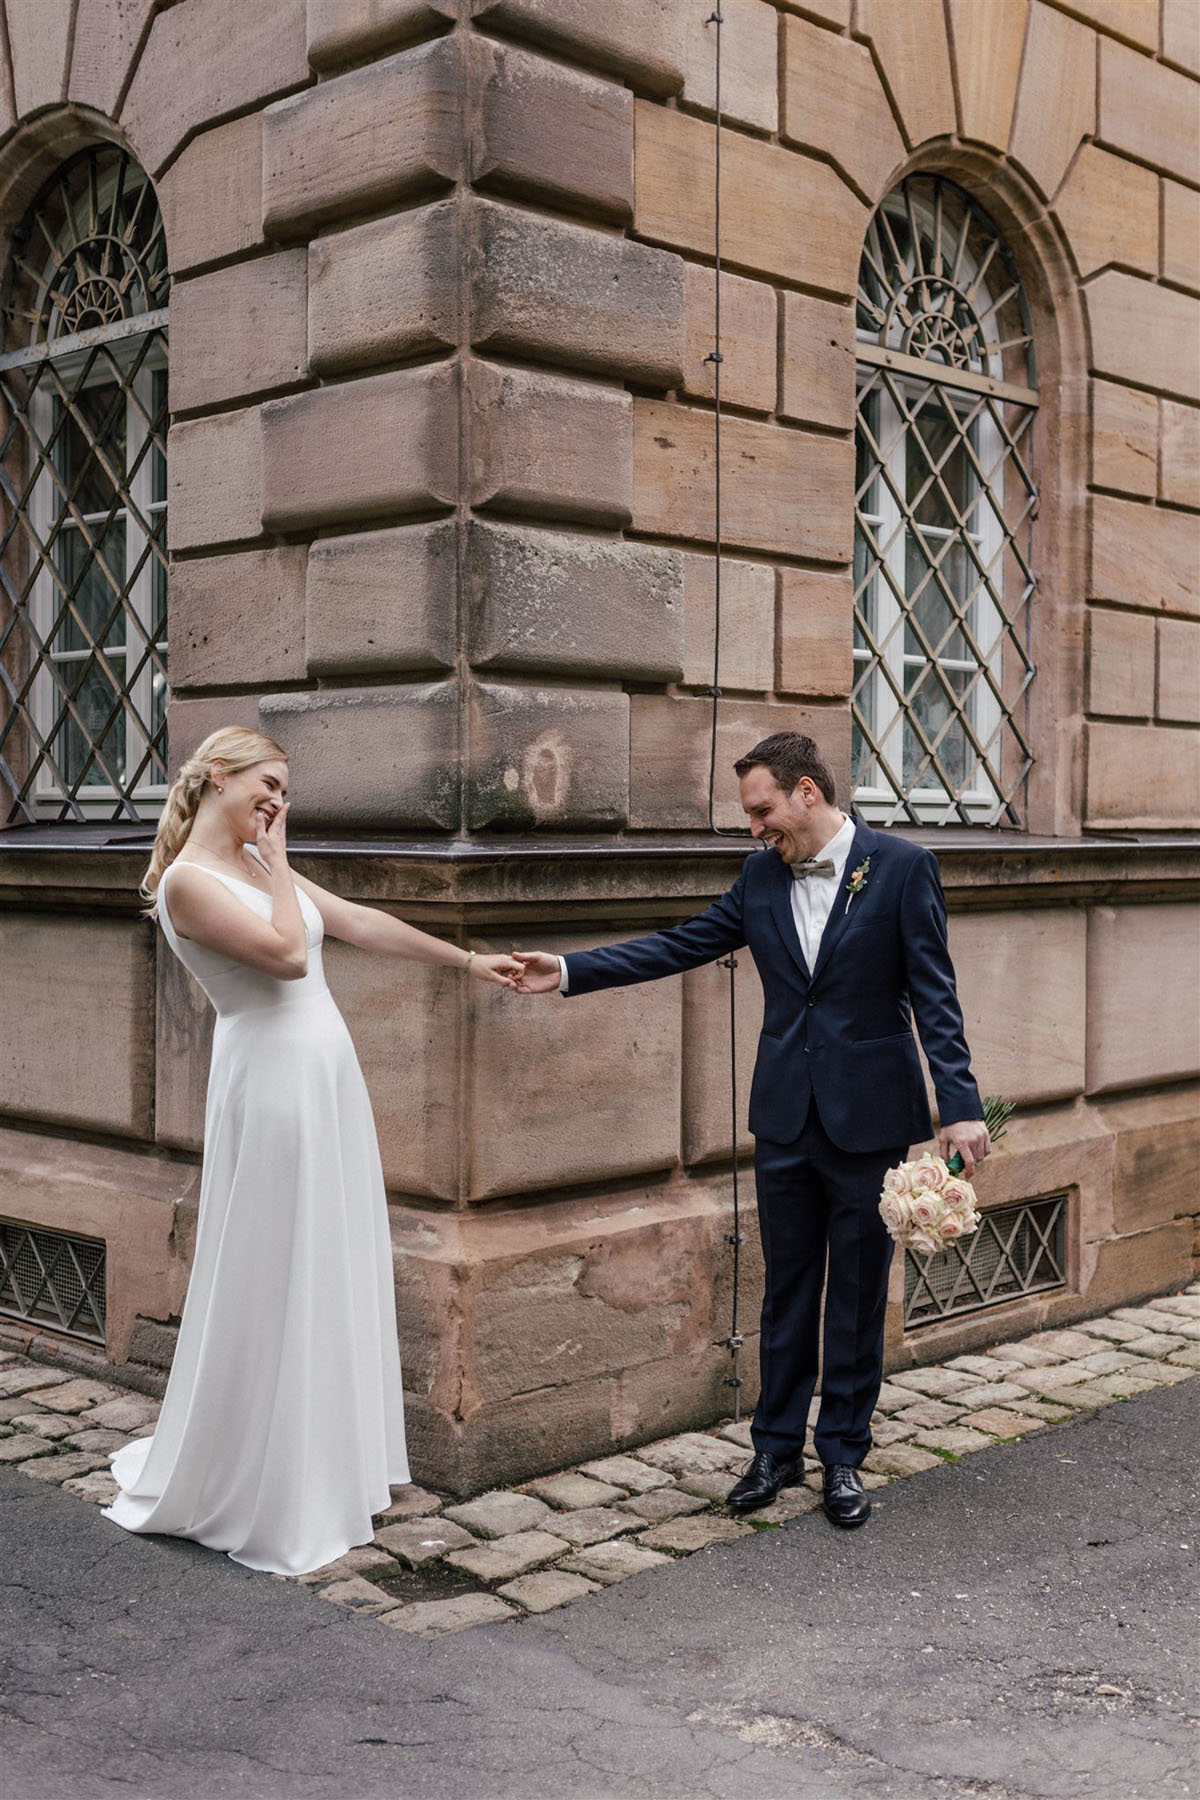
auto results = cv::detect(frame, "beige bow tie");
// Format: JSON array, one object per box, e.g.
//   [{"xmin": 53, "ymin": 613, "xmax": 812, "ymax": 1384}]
[{"xmin": 791, "ymin": 859, "xmax": 836, "ymax": 880}]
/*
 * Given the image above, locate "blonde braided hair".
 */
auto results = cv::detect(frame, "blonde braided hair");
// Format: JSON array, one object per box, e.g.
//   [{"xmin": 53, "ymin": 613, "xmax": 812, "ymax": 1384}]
[{"xmin": 141, "ymin": 727, "xmax": 288, "ymax": 918}]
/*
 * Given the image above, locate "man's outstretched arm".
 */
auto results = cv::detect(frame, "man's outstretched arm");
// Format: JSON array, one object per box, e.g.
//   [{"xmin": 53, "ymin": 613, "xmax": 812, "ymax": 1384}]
[{"xmin": 513, "ymin": 868, "xmax": 749, "ymax": 996}]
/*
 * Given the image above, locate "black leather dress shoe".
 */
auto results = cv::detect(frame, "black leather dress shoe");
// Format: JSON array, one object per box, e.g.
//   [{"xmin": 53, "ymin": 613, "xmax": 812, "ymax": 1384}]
[
  {"xmin": 726, "ymin": 1450, "xmax": 804, "ymax": 1513},
  {"xmin": 822, "ymin": 1463, "xmax": 870, "ymax": 1528}
]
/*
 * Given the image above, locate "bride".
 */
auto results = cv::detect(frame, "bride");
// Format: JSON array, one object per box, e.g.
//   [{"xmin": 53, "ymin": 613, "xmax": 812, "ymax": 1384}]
[{"xmin": 103, "ymin": 727, "xmax": 519, "ymax": 1577}]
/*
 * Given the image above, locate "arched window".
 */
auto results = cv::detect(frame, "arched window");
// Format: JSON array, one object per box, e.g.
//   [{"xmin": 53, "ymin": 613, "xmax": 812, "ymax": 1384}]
[
  {"xmin": 853, "ymin": 177, "xmax": 1037, "ymax": 825},
  {"xmin": 0, "ymin": 145, "xmax": 169, "ymax": 823}
]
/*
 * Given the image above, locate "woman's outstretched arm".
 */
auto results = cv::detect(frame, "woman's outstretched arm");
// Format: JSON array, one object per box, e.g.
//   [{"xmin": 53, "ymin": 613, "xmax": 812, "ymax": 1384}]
[{"xmin": 291, "ymin": 872, "xmax": 519, "ymax": 987}]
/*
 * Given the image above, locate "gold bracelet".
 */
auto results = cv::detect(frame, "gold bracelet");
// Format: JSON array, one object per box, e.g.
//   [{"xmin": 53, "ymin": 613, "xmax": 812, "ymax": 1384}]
[{"xmin": 462, "ymin": 949, "xmax": 476, "ymax": 973}]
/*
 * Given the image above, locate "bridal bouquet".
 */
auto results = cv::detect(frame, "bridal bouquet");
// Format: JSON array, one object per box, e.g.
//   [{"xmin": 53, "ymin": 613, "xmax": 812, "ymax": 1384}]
[{"xmin": 879, "ymin": 1097, "xmax": 1014, "ymax": 1255}]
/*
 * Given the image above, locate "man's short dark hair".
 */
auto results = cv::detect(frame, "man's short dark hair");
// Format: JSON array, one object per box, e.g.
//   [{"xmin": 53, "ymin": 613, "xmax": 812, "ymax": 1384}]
[{"xmin": 733, "ymin": 732, "xmax": 836, "ymax": 805}]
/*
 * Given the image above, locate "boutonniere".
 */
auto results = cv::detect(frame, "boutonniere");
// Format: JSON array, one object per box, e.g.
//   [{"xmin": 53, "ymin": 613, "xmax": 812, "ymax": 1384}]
[{"xmin": 844, "ymin": 856, "xmax": 871, "ymax": 915}]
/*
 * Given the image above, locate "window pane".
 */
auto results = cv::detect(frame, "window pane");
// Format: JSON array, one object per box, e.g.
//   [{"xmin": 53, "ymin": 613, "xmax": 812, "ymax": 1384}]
[
  {"xmin": 52, "ymin": 654, "xmax": 127, "ymax": 787},
  {"xmin": 904, "ymin": 534, "xmax": 969, "ymax": 661},
  {"xmin": 903, "ymin": 664, "xmax": 971, "ymax": 790}
]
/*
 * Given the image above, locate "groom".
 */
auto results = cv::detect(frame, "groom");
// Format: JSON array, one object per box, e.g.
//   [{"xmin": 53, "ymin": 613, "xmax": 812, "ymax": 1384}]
[{"xmin": 513, "ymin": 732, "xmax": 988, "ymax": 1528}]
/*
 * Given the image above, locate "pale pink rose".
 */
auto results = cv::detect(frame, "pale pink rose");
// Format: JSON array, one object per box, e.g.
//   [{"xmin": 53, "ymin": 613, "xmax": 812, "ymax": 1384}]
[
  {"xmin": 910, "ymin": 1191, "xmax": 942, "ymax": 1228},
  {"xmin": 941, "ymin": 1177, "xmax": 976, "ymax": 1213},
  {"xmin": 912, "ymin": 1152, "xmax": 950, "ymax": 1192},
  {"xmin": 880, "ymin": 1193, "xmax": 915, "ymax": 1236},
  {"xmin": 908, "ymin": 1227, "xmax": 941, "ymax": 1256},
  {"xmin": 883, "ymin": 1163, "xmax": 916, "ymax": 1200},
  {"xmin": 937, "ymin": 1211, "xmax": 971, "ymax": 1242}
]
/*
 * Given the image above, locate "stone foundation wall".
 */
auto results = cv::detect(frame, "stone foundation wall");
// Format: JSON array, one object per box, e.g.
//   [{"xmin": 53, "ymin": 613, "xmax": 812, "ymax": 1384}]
[{"xmin": 0, "ymin": 0, "xmax": 1197, "ymax": 1492}]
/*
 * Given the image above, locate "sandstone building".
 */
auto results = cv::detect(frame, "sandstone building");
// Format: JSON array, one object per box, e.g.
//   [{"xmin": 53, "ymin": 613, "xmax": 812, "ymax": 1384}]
[{"xmin": 0, "ymin": 0, "xmax": 1196, "ymax": 1493}]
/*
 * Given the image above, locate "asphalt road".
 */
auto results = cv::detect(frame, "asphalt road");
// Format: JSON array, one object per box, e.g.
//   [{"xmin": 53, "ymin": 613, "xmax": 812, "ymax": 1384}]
[{"xmin": 2, "ymin": 1380, "xmax": 1197, "ymax": 1800}]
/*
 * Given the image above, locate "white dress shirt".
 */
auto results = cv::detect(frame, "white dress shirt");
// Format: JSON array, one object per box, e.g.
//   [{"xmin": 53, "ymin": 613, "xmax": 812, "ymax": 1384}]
[
  {"xmin": 789, "ymin": 811, "xmax": 857, "ymax": 970},
  {"xmin": 556, "ymin": 813, "xmax": 858, "ymax": 992}
]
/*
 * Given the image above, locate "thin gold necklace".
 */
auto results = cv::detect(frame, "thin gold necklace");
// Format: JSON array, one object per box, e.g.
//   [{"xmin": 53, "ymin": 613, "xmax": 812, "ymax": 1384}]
[{"xmin": 189, "ymin": 839, "xmax": 264, "ymax": 878}]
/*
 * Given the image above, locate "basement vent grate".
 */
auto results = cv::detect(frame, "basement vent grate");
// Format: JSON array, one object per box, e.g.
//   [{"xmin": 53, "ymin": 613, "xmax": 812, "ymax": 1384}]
[
  {"xmin": 904, "ymin": 1196, "xmax": 1067, "ymax": 1327},
  {"xmin": 0, "ymin": 1219, "xmax": 106, "ymax": 1344}
]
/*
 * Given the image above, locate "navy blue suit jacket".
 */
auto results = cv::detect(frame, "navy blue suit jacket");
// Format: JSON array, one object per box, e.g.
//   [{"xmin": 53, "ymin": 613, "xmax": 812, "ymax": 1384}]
[{"xmin": 563, "ymin": 821, "xmax": 982, "ymax": 1154}]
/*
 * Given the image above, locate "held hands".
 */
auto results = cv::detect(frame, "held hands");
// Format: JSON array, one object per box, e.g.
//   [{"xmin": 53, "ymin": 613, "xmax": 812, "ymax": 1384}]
[
  {"xmin": 938, "ymin": 1120, "xmax": 991, "ymax": 1178},
  {"xmin": 510, "ymin": 951, "xmax": 562, "ymax": 994},
  {"xmin": 467, "ymin": 951, "xmax": 523, "ymax": 989}
]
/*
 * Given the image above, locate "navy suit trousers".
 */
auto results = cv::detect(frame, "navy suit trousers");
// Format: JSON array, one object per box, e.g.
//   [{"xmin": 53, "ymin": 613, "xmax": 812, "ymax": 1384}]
[{"xmin": 752, "ymin": 1108, "xmax": 907, "ymax": 1468}]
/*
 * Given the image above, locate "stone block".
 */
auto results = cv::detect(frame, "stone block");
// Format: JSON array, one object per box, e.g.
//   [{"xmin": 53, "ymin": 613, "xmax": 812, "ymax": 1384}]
[
  {"xmin": 1098, "ymin": 1087, "xmax": 1200, "ymax": 1233},
  {"xmin": 262, "ymin": 36, "xmax": 460, "ymax": 239},
  {"xmin": 442, "ymin": 1490, "xmax": 551, "ymax": 1539},
  {"xmin": 299, "ymin": 1545, "xmax": 399, "ymax": 1586},
  {"xmin": 780, "ymin": 14, "xmax": 904, "ymax": 201},
  {"xmin": 0, "ymin": 1434, "xmax": 54, "ymax": 1463},
  {"xmin": 1097, "ymin": 36, "xmax": 1199, "ymax": 186},
  {"xmin": 675, "ymin": 1468, "xmax": 739, "ymax": 1502},
  {"xmin": 578, "ymin": 1455, "xmax": 673, "ymax": 1493},
  {"xmin": 634, "ymin": 101, "xmax": 866, "ymax": 300},
  {"xmin": 498, "ymin": 1569, "xmax": 601, "ymax": 1612},
  {"xmin": 373, "ymin": 1485, "xmax": 443, "ymax": 1524},
  {"xmin": 157, "ymin": 114, "xmax": 264, "ymax": 278},
  {"xmin": 19, "ymin": 1452, "xmax": 113, "ymax": 1483},
  {"xmin": 62, "ymin": 1470, "xmax": 120, "ymax": 1505},
  {"xmin": 1054, "ymin": 145, "xmax": 1158, "ymax": 280},
  {"xmin": 468, "ymin": 362, "xmax": 632, "ymax": 527},
  {"xmin": 633, "ymin": 401, "xmax": 853, "ymax": 564},
  {"xmin": 681, "ymin": 552, "xmax": 774, "ymax": 693},
  {"xmin": 472, "ymin": 0, "xmax": 686, "ymax": 94},
  {"xmin": 25, "ymin": 1377, "xmax": 124, "ymax": 1412},
  {"xmin": 445, "ymin": 1528, "xmax": 568, "ymax": 1583},
  {"xmin": 1008, "ymin": 3, "xmax": 1095, "ymax": 200},
  {"xmin": 1085, "ymin": 722, "xmax": 1200, "ymax": 827},
  {"xmin": 1161, "ymin": 180, "xmax": 1200, "ymax": 294},
  {"xmin": 171, "ymin": 547, "xmax": 307, "ymax": 690},
  {"xmin": 636, "ymin": 1432, "xmax": 745, "ymax": 1475},
  {"xmin": 638, "ymin": 1514, "xmax": 753, "ymax": 1552},
  {"xmin": 559, "ymin": 1540, "xmax": 671, "ymax": 1584},
  {"xmin": 315, "ymin": 1576, "xmax": 400, "ymax": 1613},
  {"xmin": 259, "ymin": 682, "xmax": 459, "ymax": 829},
  {"xmin": 1087, "ymin": 274, "xmax": 1200, "ymax": 402},
  {"xmin": 0, "ymin": 1368, "xmax": 71, "ymax": 1399},
  {"xmin": 121, "ymin": 0, "xmax": 308, "ymax": 178},
  {"xmin": 465, "ymin": 932, "xmax": 680, "ymax": 1196},
  {"xmin": 618, "ymin": 1488, "xmax": 708, "ymax": 1523},
  {"xmin": 168, "ymin": 408, "xmax": 263, "ymax": 552},
  {"xmin": 1157, "ymin": 620, "xmax": 1200, "ymax": 726},
  {"xmin": 525, "ymin": 1473, "xmax": 624, "ymax": 1511},
  {"xmin": 469, "ymin": 37, "xmax": 633, "ymax": 222},
  {"xmin": 170, "ymin": 252, "xmax": 307, "ymax": 413},
  {"xmin": 945, "ymin": 909, "xmax": 1088, "ymax": 1106},
  {"xmin": 0, "ymin": 915, "xmax": 152, "ymax": 1136},
  {"xmin": 1090, "ymin": 381, "xmax": 1157, "ymax": 498},
  {"xmin": 864, "ymin": 1442, "xmax": 943, "ymax": 1477},
  {"xmin": 382, "ymin": 1593, "xmax": 517, "ymax": 1634},
  {"xmin": 680, "ymin": 0, "xmax": 777, "ymax": 133},
  {"xmin": 1163, "ymin": 0, "xmax": 1200, "ymax": 75},
  {"xmin": 1086, "ymin": 904, "xmax": 1200, "ymax": 1093},
  {"xmin": 87, "ymin": 1396, "xmax": 160, "ymax": 1432},
  {"xmin": 630, "ymin": 692, "xmax": 851, "ymax": 830},
  {"xmin": 373, "ymin": 1518, "xmax": 475, "ymax": 1566},
  {"xmin": 8, "ymin": 0, "xmax": 71, "ymax": 117},
  {"xmin": 857, "ymin": 0, "xmax": 955, "ymax": 148},
  {"xmin": 468, "ymin": 521, "xmax": 682, "ymax": 682},
  {"xmin": 12, "ymin": 1413, "xmax": 77, "ymax": 1439},
  {"xmin": 308, "ymin": 203, "xmax": 458, "ymax": 377},
  {"xmin": 68, "ymin": 0, "xmax": 156, "ymax": 118},
  {"xmin": 1090, "ymin": 496, "xmax": 1200, "ymax": 616},
  {"xmin": 681, "ymin": 950, "xmax": 763, "ymax": 1163},
  {"xmin": 261, "ymin": 364, "xmax": 458, "ymax": 532},
  {"xmin": 1160, "ymin": 401, "xmax": 1200, "ymax": 508},
  {"xmin": 307, "ymin": 0, "xmax": 457, "ymax": 68},
  {"xmin": 779, "ymin": 292, "xmax": 855, "ymax": 434},
  {"xmin": 471, "ymin": 199, "xmax": 684, "ymax": 389},
  {"xmin": 322, "ymin": 942, "xmax": 460, "ymax": 1199},
  {"xmin": 1086, "ymin": 607, "xmax": 1156, "ymax": 717},
  {"xmin": 1047, "ymin": 0, "xmax": 1154, "ymax": 50},
  {"xmin": 947, "ymin": 0, "xmax": 1027, "ymax": 151},
  {"xmin": 466, "ymin": 679, "xmax": 628, "ymax": 832},
  {"xmin": 683, "ymin": 264, "xmax": 775, "ymax": 414},
  {"xmin": 776, "ymin": 568, "xmax": 853, "ymax": 699},
  {"xmin": 306, "ymin": 520, "xmax": 456, "ymax": 678},
  {"xmin": 545, "ymin": 1506, "xmax": 638, "ymax": 1548}
]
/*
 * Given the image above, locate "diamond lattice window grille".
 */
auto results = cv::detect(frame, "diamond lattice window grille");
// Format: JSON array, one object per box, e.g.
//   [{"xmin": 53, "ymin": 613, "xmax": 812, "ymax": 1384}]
[
  {"xmin": 0, "ymin": 145, "xmax": 170, "ymax": 824},
  {"xmin": 854, "ymin": 177, "xmax": 1038, "ymax": 825},
  {"xmin": 0, "ymin": 1219, "xmax": 107, "ymax": 1344},
  {"xmin": 903, "ymin": 1196, "xmax": 1067, "ymax": 1328}
]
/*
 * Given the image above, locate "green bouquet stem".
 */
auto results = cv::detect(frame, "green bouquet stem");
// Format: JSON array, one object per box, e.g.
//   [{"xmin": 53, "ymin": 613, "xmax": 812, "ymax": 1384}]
[{"xmin": 946, "ymin": 1095, "xmax": 1014, "ymax": 1177}]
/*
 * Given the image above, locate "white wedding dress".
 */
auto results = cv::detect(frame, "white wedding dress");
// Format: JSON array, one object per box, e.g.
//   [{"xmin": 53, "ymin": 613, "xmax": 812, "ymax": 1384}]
[{"xmin": 103, "ymin": 854, "xmax": 410, "ymax": 1576}]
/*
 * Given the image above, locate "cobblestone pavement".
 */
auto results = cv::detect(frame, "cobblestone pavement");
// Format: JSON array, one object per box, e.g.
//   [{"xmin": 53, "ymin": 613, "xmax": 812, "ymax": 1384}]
[{"xmin": 2, "ymin": 1287, "xmax": 1197, "ymax": 1641}]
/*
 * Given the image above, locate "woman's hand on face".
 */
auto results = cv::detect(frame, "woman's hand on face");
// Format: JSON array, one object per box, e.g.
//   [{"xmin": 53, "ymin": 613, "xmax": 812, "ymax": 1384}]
[
  {"xmin": 255, "ymin": 801, "xmax": 291, "ymax": 873},
  {"xmin": 469, "ymin": 952, "xmax": 522, "ymax": 988}
]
